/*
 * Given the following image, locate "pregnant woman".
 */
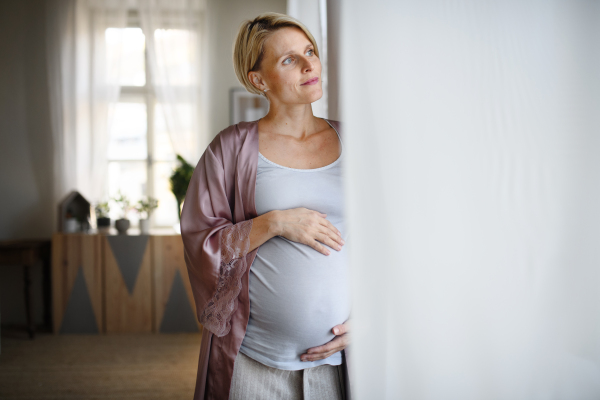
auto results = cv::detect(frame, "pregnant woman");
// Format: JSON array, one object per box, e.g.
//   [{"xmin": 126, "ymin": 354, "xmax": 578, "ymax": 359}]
[{"xmin": 181, "ymin": 12, "xmax": 351, "ymax": 400}]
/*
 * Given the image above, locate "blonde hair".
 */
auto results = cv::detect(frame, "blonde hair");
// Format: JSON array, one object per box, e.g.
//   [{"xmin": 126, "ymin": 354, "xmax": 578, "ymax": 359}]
[{"xmin": 233, "ymin": 12, "xmax": 320, "ymax": 98}]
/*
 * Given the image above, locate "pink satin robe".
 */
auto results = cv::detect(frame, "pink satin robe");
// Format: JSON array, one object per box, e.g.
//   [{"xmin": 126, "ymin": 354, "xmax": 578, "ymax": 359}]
[{"xmin": 180, "ymin": 118, "xmax": 351, "ymax": 400}]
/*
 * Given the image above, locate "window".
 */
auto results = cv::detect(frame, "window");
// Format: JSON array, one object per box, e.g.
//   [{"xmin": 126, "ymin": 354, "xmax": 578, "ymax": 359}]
[{"xmin": 105, "ymin": 15, "xmax": 197, "ymax": 229}]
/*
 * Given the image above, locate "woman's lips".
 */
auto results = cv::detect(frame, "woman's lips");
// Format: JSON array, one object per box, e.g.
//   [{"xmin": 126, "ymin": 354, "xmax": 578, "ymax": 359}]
[{"xmin": 301, "ymin": 77, "xmax": 319, "ymax": 85}]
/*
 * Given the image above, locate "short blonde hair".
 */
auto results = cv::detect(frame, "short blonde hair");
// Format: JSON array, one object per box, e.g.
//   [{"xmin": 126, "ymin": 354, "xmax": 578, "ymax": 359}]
[{"xmin": 233, "ymin": 12, "xmax": 320, "ymax": 97}]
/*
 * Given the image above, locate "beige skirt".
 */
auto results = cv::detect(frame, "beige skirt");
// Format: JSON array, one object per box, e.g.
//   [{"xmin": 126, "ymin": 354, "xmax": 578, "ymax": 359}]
[{"xmin": 228, "ymin": 351, "xmax": 346, "ymax": 400}]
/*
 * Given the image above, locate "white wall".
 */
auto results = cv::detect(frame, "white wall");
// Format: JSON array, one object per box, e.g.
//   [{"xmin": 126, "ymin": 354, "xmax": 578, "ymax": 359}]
[
  {"xmin": 0, "ymin": 0, "xmax": 54, "ymax": 327},
  {"xmin": 0, "ymin": 0, "xmax": 55, "ymax": 241}
]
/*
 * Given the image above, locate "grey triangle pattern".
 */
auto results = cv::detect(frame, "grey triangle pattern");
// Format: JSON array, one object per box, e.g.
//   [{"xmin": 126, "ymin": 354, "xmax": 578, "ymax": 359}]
[
  {"xmin": 159, "ymin": 269, "xmax": 199, "ymax": 333},
  {"xmin": 107, "ymin": 235, "xmax": 149, "ymax": 295},
  {"xmin": 59, "ymin": 266, "xmax": 99, "ymax": 334}
]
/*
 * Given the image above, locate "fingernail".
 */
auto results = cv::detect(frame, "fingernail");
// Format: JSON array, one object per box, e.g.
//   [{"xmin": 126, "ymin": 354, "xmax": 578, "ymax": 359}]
[
  {"xmin": 341, "ymin": 239, "xmax": 345, "ymax": 244},
  {"xmin": 333, "ymin": 328, "xmax": 339, "ymax": 334}
]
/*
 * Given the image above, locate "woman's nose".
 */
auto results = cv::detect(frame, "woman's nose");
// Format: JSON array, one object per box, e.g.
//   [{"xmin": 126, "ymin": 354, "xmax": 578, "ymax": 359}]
[{"xmin": 300, "ymin": 56, "xmax": 314, "ymax": 72}]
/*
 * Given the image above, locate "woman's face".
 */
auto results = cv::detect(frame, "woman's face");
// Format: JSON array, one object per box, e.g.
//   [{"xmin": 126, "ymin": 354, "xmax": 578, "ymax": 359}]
[{"xmin": 249, "ymin": 27, "xmax": 322, "ymax": 105}]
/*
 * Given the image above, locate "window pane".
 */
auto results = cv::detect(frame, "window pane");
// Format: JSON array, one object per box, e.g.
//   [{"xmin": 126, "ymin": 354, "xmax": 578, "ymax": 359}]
[
  {"xmin": 105, "ymin": 27, "xmax": 146, "ymax": 86},
  {"xmin": 107, "ymin": 161, "xmax": 147, "ymax": 225},
  {"xmin": 153, "ymin": 104, "xmax": 175, "ymax": 161},
  {"xmin": 153, "ymin": 29, "xmax": 197, "ymax": 86},
  {"xmin": 108, "ymin": 102, "xmax": 147, "ymax": 160},
  {"xmin": 154, "ymin": 103, "xmax": 195, "ymax": 161},
  {"xmin": 153, "ymin": 161, "xmax": 180, "ymax": 227}
]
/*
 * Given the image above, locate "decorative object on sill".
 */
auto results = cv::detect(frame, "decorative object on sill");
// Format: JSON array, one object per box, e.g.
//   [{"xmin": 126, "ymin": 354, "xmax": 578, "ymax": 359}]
[
  {"xmin": 64, "ymin": 216, "xmax": 78, "ymax": 233},
  {"xmin": 58, "ymin": 191, "xmax": 91, "ymax": 233},
  {"xmin": 111, "ymin": 191, "xmax": 133, "ymax": 235},
  {"xmin": 135, "ymin": 196, "xmax": 159, "ymax": 235},
  {"xmin": 169, "ymin": 154, "xmax": 193, "ymax": 222},
  {"xmin": 95, "ymin": 201, "xmax": 111, "ymax": 234},
  {"xmin": 115, "ymin": 219, "xmax": 130, "ymax": 234}
]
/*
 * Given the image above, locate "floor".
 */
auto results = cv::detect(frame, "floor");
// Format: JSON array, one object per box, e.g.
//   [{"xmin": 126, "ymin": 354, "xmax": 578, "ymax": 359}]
[{"xmin": 0, "ymin": 325, "xmax": 201, "ymax": 400}]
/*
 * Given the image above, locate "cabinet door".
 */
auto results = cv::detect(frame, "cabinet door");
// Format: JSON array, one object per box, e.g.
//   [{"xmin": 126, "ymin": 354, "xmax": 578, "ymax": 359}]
[
  {"xmin": 52, "ymin": 233, "xmax": 103, "ymax": 333},
  {"xmin": 104, "ymin": 235, "xmax": 152, "ymax": 333},
  {"xmin": 152, "ymin": 236, "xmax": 201, "ymax": 333}
]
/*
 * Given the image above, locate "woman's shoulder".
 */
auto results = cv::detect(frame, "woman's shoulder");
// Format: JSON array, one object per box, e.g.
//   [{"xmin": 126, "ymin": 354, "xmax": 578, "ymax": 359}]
[
  {"xmin": 208, "ymin": 120, "xmax": 257, "ymax": 152},
  {"xmin": 323, "ymin": 118, "xmax": 341, "ymax": 126},
  {"xmin": 323, "ymin": 118, "xmax": 342, "ymax": 136}
]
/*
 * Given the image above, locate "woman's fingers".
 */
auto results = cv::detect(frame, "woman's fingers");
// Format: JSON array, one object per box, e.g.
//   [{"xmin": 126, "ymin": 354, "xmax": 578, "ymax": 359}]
[
  {"xmin": 318, "ymin": 225, "xmax": 344, "ymax": 248},
  {"xmin": 315, "ymin": 232, "xmax": 342, "ymax": 252},
  {"xmin": 277, "ymin": 208, "xmax": 343, "ymax": 255},
  {"xmin": 301, "ymin": 335, "xmax": 348, "ymax": 361},
  {"xmin": 300, "ymin": 320, "xmax": 352, "ymax": 361},
  {"xmin": 319, "ymin": 217, "xmax": 343, "ymax": 238},
  {"xmin": 309, "ymin": 239, "xmax": 330, "ymax": 256},
  {"xmin": 301, "ymin": 350, "xmax": 337, "ymax": 362},
  {"xmin": 332, "ymin": 323, "xmax": 348, "ymax": 335}
]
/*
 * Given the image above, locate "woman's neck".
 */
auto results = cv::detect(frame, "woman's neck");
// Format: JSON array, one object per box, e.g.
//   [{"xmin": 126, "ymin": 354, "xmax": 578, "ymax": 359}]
[{"xmin": 259, "ymin": 104, "xmax": 323, "ymax": 140}]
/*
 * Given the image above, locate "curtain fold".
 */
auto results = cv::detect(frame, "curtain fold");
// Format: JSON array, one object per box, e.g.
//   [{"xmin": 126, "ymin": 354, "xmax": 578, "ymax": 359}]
[
  {"xmin": 46, "ymin": 0, "xmax": 127, "ymax": 210},
  {"xmin": 138, "ymin": 0, "xmax": 204, "ymax": 165},
  {"xmin": 341, "ymin": 1, "xmax": 600, "ymax": 399}
]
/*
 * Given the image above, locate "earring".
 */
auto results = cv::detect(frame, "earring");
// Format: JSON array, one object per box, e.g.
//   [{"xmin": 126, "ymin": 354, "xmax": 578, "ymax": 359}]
[{"xmin": 263, "ymin": 88, "xmax": 269, "ymax": 93}]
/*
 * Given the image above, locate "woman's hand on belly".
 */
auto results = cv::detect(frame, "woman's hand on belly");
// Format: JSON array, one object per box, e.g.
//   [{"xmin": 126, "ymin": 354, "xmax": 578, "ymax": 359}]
[
  {"xmin": 300, "ymin": 319, "xmax": 351, "ymax": 362},
  {"xmin": 271, "ymin": 207, "xmax": 345, "ymax": 256}
]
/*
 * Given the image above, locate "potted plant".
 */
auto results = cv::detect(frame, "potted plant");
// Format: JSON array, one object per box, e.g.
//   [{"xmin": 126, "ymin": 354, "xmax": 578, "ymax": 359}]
[
  {"xmin": 95, "ymin": 201, "xmax": 111, "ymax": 234},
  {"xmin": 111, "ymin": 191, "xmax": 133, "ymax": 234},
  {"xmin": 169, "ymin": 154, "xmax": 194, "ymax": 222},
  {"xmin": 135, "ymin": 196, "xmax": 159, "ymax": 235}
]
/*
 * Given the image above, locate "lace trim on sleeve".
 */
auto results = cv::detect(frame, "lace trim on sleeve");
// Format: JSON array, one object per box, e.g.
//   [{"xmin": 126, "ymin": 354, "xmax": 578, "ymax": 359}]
[{"xmin": 198, "ymin": 219, "xmax": 253, "ymax": 337}]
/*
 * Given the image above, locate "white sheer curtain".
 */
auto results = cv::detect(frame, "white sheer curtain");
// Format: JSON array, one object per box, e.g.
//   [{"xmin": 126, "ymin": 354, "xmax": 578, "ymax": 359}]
[
  {"xmin": 341, "ymin": 1, "xmax": 600, "ymax": 399},
  {"xmin": 138, "ymin": 0, "xmax": 205, "ymax": 164},
  {"xmin": 46, "ymin": 0, "xmax": 127, "ymax": 211},
  {"xmin": 287, "ymin": 0, "xmax": 328, "ymax": 119}
]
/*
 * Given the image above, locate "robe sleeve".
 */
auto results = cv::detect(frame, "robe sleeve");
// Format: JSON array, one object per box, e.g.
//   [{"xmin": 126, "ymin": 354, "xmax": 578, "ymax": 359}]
[{"xmin": 180, "ymin": 138, "xmax": 254, "ymax": 338}]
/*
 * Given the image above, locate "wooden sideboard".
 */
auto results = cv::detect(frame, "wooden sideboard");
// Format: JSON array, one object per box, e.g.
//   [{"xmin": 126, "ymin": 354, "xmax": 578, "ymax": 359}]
[{"xmin": 51, "ymin": 233, "xmax": 202, "ymax": 334}]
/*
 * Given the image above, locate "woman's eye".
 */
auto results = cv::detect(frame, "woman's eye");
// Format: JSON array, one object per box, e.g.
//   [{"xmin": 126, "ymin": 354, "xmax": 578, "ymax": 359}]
[{"xmin": 283, "ymin": 50, "xmax": 313, "ymax": 65}]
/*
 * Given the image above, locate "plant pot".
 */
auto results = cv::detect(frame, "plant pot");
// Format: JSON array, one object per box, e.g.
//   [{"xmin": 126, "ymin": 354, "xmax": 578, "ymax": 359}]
[
  {"xmin": 115, "ymin": 218, "xmax": 130, "ymax": 234},
  {"xmin": 139, "ymin": 218, "xmax": 150, "ymax": 235},
  {"xmin": 97, "ymin": 217, "xmax": 111, "ymax": 234}
]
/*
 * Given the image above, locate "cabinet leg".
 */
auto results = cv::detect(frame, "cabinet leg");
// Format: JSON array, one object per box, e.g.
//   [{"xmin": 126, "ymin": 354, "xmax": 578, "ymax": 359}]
[{"xmin": 23, "ymin": 264, "xmax": 35, "ymax": 339}]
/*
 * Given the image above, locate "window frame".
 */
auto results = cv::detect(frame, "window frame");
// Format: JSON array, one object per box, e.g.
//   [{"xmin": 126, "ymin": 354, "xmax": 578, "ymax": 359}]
[
  {"xmin": 107, "ymin": 11, "xmax": 158, "ymax": 228},
  {"xmin": 107, "ymin": 10, "xmax": 200, "ymax": 229}
]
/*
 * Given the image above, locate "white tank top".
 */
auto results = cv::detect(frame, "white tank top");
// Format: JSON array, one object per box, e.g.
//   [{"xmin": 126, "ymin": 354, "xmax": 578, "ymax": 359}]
[{"xmin": 239, "ymin": 120, "xmax": 352, "ymax": 370}]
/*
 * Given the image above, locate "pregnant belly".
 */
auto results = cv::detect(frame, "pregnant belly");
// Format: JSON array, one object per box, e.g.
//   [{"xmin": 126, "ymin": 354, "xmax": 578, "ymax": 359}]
[{"xmin": 243, "ymin": 236, "xmax": 351, "ymax": 363}]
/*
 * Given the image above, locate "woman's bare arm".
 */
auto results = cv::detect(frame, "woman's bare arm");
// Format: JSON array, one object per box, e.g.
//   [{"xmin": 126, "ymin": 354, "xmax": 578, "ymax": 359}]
[
  {"xmin": 248, "ymin": 208, "xmax": 345, "ymax": 255},
  {"xmin": 247, "ymin": 211, "xmax": 280, "ymax": 252}
]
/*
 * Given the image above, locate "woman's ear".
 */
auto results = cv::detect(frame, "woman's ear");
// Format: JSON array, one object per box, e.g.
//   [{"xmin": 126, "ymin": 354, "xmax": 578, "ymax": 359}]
[{"xmin": 248, "ymin": 71, "xmax": 267, "ymax": 92}]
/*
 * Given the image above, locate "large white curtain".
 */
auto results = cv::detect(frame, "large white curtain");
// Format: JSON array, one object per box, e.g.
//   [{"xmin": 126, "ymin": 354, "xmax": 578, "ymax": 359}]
[
  {"xmin": 138, "ymin": 0, "xmax": 205, "ymax": 164},
  {"xmin": 341, "ymin": 1, "xmax": 600, "ymax": 399},
  {"xmin": 46, "ymin": 0, "xmax": 127, "ymax": 210}
]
